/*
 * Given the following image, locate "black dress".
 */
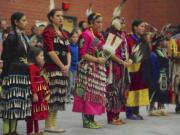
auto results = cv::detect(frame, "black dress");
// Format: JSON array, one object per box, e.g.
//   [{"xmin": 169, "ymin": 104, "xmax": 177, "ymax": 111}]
[{"xmin": 0, "ymin": 30, "xmax": 31, "ymax": 119}]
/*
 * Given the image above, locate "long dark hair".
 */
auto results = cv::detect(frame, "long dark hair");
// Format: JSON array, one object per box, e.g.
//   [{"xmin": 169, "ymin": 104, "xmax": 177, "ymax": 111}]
[
  {"xmin": 132, "ymin": 19, "xmax": 150, "ymax": 60},
  {"xmin": 11, "ymin": 12, "xmax": 25, "ymax": 42},
  {"xmin": 47, "ymin": 8, "xmax": 69, "ymax": 39},
  {"xmin": 28, "ymin": 46, "xmax": 43, "ymax": 66},
  {"xmin": 132, "ymin": 19, "xmax": 143, "ymax": 34},
  {"xmin": 48, "ymin": 8, "xmax": 63, "ymax": 23}
]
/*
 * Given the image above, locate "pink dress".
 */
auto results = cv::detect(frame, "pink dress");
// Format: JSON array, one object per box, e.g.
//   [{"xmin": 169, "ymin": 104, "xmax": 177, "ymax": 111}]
[{"xmin": 73, "ymin": 29, "xmax": 107, "ymax": 115}]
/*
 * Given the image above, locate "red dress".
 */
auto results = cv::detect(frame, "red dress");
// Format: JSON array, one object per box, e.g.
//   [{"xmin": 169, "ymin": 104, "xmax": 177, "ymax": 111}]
[
  {"xmin": 43, "ymin": 26, "xmax": 70, "ymax": 111},
  {"xmin": 126, "ymin": 34, "xmax": 149, "ymax": 107},
  {"xmin": 29, "ymin": 64, "xmax": 49, "ymax": 120}
]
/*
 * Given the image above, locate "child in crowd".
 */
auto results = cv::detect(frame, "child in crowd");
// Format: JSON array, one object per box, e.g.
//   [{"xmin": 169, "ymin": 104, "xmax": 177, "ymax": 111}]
[
  {"xmin": 27, "ymin": 47, "xmax": 50, "ymax": 135},
  {"xmin": 67, "ymin": 31, "xmax": 79, "ymax": 103}
]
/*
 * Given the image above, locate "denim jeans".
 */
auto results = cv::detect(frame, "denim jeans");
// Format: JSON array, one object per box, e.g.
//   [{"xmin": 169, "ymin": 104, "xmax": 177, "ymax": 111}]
[{"xmin": 67, "ymin": 70, "xmax": 77, "ymax": 98}]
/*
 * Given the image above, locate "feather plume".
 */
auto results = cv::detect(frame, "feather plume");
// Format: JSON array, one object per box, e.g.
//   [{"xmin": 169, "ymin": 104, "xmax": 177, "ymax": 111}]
[
  {"xmin": 49, "ymin": 0, "xmax": 55, "ymax": 11},
  {"xmin": 86, "ymin": 2, "xmax": 93, "ymax": 17},
  {"xmin": 112, "ymin": 0, "xmax": 127, "ymax": 19}
]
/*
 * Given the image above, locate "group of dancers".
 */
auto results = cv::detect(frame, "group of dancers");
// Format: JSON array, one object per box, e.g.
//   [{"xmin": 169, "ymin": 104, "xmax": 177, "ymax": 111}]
[{"xmin": 0, "ymin": 0, "xmax": 180, "ymax": 135}]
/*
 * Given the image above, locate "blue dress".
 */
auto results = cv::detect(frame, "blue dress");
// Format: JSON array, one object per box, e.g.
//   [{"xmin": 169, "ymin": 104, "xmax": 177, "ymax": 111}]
[{"xmin": 149, "ymin": 48, "xmax": 170, "ymax": 103}]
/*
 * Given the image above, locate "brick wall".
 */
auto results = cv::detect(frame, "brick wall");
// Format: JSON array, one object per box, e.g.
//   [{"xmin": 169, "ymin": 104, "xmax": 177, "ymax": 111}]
[
  {"xmin": 0, "ymin": 0, "xmax": 179, "ymax": 33},
  {"xmin": 139, "ymin": 0, "xmax": 180, "ymax": 29}
]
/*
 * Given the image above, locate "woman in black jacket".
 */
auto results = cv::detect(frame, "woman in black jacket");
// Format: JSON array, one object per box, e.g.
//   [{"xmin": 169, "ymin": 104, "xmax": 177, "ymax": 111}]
[{"xmin": 0, "ymin": 12, "xmax": 31, "ymax": 135}]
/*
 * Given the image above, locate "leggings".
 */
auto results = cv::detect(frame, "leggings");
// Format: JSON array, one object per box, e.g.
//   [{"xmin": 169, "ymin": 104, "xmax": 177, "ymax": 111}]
[{"xmin": 26, "ymin": 117, "xmax": 39, "ymax": 134}]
